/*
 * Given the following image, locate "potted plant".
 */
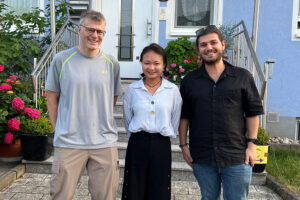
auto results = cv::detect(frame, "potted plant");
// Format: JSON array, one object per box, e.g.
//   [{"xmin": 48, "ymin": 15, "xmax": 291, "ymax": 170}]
[
  {"xmin": 0, "ymin": 64, "xmax": 35, "ymax": 161},
  {"xmin": 253, "ymin": 126, "xmax": 270, "ymax": 173},
  {"xmin": 20, "ymin": 116, "xmax": 54, "ymax": 161}
]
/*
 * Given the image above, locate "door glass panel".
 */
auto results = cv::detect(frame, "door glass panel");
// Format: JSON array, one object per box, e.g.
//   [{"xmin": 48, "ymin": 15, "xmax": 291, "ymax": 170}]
[
  {"xmin": 175, "ymin": 0, "xmax": 212, "ymax": 27},
  {"xmin": 119, "ymin": 0, "xmax": 133, "ymax": 60}
]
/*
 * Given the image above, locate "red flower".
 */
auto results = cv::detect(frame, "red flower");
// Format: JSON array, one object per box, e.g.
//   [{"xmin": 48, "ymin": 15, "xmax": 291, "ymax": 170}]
[
  {"xmin": 0, "ymin": 64, "xmax": 4, "ymax": 72},
  {"xmin": 25, "ymin": 108, "xmax": 40, "ymax": 119},
  {"xmin": 8, "ymin": 118, "xmax": 20, "ymax": 131},
  {"xmin": 4, "ymin": 132, "xmax": 14, "ymax": 144},
  {"xmin": 42, "ymin": 92, "xmax": 47, "ymax": 98},
  {"xmin": 12, "ymin": 97, "xmax": 25, "ymax": 110},
  {"xmin": 5, "ymin": 79, "xmax": 12, "ymax": 83},
  {"xmin": 196, "ymin": 56, "xmax": 200, "ymax": 59},
  {"xmin": 9, "ymin": 75, "xmax": 18, "ymax": 80},
  {"xmin": 0, "ymin": 83, "xmax": 12, "ymax": 91}
]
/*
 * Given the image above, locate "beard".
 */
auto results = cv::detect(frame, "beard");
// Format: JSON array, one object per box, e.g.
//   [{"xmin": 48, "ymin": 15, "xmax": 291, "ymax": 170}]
[{"xmin": 201, "ymin": 50, "xmax": 223, "ymax": 65}]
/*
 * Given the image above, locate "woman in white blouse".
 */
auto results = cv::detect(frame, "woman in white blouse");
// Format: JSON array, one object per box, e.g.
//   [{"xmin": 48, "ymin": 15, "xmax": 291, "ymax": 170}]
[{"xmin": 121, "ymin": 43, "xmax": 182, "ymax": 200}]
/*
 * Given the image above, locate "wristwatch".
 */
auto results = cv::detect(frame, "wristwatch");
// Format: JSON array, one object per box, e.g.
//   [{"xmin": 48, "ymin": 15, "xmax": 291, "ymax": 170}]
[{"xmin": 246, "ymin": 138, "xmax": 258, "ymax": 145}]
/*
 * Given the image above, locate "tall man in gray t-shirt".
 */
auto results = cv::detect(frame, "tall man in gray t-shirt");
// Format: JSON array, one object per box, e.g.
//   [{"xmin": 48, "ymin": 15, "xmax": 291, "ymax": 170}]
[{"xmin": 46, "ymin": 10, "xmax": 122, "ymax": 200}]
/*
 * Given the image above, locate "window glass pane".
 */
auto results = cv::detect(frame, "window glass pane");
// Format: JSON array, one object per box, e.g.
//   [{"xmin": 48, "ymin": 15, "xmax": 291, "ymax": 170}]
[
  {"xmin": 119, "ymin": 0, "xmax": 133, "ymax": 60},
  {"xmin": 3, "ymin": 0, "xmax": 39, "ymax": 15},
  {"xmin": 175, "ymin": 0, "xmax": 211, "ymax": 27}
]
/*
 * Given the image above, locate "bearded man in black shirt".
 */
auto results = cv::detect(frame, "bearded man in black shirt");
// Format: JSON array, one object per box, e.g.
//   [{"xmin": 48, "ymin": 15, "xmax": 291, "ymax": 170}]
[{"xmin": 179, "ymin": 25, "xmax": 264, "ymax": 200}]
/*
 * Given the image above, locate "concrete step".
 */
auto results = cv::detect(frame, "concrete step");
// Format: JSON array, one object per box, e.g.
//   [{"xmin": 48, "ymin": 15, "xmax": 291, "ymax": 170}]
[
  {"xmin": 114, "ymin": 102, "xmax": 123, "ymax": 114},
  {"xmin": 23, "ymin": 157, "xmax": 267, "ymax": 185}
]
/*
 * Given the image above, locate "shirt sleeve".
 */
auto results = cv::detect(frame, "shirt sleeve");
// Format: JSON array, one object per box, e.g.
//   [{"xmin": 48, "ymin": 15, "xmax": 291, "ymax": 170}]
[
  {"xmin": 244, "ymin": 71, "xmax": 264, "ymax": 117},
  {"xmin": 123, "ymin": 86, "xmax": 133, "ymax": 136},
  {"xmin": 180, "ymin": 78, "xmax": 192, "ymax": 119},
  {"xmin": 171, "ymin": 86, "xmax": 183, "ymax": 138},
  {"xmin": 45, "ymin": 54, "xmax": 61, "ymax": 93},
  {"xmin": 112, "ymin": 57, "xmax": 123, "ymax": 96}
]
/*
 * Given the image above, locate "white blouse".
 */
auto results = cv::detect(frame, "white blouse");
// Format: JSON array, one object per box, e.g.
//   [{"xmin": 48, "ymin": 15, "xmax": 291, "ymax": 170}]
[{"xmin": 123, "ymin": 79, "xmax": 182, "ymax": 138}]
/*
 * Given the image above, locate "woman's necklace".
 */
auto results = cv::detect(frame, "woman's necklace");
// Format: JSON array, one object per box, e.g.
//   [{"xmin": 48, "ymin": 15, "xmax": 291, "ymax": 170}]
[{"xmin": 144, "ymin": 78, "xmax": 162, "ymax": 90}]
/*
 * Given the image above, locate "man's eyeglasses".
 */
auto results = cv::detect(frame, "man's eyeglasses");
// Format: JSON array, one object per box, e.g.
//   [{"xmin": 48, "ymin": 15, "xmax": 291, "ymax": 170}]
[
  {"xmin": 195, "ymin": 25, "xmax": 217, "ymax": 37},
  {"xmin": 80, "ymin": 24, "xmax": 106, "ymax": 36}
]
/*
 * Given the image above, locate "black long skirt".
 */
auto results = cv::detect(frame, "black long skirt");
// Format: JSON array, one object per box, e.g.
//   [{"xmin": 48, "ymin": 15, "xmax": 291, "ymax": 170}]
[{"xmin": 121, "ymin": 131, "xmax": 171, "ymax": 200}]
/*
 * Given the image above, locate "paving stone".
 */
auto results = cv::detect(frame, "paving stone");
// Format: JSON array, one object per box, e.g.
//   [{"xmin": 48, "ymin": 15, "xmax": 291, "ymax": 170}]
[
  {"xmin": 0, "ymin": 192, "xmax": 16, "ymax": 200},
  {"xmin": 31, "ymin": 186, "xmax": 50, "ymax": 194},
  {"xmin": 74, "ymin": 188, "xmax": 89, "ymax": 196},
  {"xmin": 174, "ymin": 194, "xmax": 201, "ymax": 200},
  {"xmin": 10, "ymin": 193, "xmax": 43, "ymax": 200}
]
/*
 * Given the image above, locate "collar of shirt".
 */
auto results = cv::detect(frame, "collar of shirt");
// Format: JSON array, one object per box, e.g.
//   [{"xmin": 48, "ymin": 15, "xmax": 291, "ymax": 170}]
[
  {"xmin": 195, "ymin": 61, "xmax": 237, "ymax": 81},
  {"xmin": 132, "ymin": 78, "xmax": 173, "ymax": 92}
]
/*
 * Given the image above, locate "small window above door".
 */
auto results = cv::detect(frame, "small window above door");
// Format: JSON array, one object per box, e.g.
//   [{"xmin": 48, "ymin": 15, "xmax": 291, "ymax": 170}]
[{"xmin": 166, "ymin": 0, "xmax": 223, "ymax": 38}]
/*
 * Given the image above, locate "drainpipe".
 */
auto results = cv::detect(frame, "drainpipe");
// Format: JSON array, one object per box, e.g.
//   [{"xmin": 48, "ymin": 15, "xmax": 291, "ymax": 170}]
[
  {"xmin": 251, "ymin": 0, "xmax": 260, "ymax": 75},
  {"xmin": 50, "ymin": 0, "xmax": 56, "ymax": 42}
]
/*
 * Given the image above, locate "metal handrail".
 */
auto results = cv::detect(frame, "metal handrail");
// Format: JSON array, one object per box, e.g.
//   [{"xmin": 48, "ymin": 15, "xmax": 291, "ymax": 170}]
[
  {"xmin": 30, "ymin": 19, "xmax": 80, "ymax": 106},
  {"xmin": 231, "ymin": 20, "xmax": 267, "ymax": 98}
]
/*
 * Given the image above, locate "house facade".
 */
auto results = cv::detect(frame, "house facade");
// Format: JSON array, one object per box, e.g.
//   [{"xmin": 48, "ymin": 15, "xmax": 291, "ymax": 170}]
[{"xmin": 3, "ymin": 0, "xmax": 300, "ymax": 140}]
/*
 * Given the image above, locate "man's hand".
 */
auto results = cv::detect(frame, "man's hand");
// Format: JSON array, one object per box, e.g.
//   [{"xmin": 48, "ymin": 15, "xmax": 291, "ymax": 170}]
[
  {"xmin": 245, "ymin": 142, "xmax": 256, "ymax": 167},
  {"xmin": 181, "ymin": 146, "xmax": 193, "ymax": 168}
]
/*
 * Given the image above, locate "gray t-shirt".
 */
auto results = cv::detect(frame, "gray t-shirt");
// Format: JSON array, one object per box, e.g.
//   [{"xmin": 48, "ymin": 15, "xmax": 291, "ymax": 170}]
[{"xmin": 46, "ymin": 47, "xmax": 122, "ymax": 149}]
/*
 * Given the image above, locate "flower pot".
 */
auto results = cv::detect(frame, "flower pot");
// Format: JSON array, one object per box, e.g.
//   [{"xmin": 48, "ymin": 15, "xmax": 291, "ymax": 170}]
[
  {"xmin": 253, "ymin": 145, "xmax": 269, "ymax": 173},
  {"xmin": 0, "ymin": 139, "xmax": 22, "ymax": 162},
  {"xmin": 21, "ymin": 134, "xmax": 53, "ymax": 161}
]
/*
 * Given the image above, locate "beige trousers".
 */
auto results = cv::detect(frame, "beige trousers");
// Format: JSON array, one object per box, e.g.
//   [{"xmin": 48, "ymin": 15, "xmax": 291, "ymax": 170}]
[{"xmin": 50, "ymin": 147, "xmax": 119, "ymax": 200}]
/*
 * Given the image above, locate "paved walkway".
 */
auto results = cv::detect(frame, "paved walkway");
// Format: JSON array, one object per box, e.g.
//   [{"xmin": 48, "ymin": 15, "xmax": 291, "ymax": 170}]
[{"xmin": 0, "ymin": 173, "xmax": 282, "ymax": 200}]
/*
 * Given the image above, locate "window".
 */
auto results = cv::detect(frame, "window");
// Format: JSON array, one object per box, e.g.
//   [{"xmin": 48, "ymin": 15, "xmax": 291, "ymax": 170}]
[
  {"xmin": 118, "ymin": 0, "xmax": 133, "ymax": 61},
  {"xmin": 1, "ymin": 0, "xmax": 44, "ymax": 34},
  {"xmin": 292, "ymin": 0, "xmax": 300, "ymax": 41},
  {"xmin": 166, "ymin": 0, "xmax": 223, "ymax": 38},
  {"xmin": 2, "ymin": 0, "xmax": 44, "ymax": 15},
  {"xmin": 175, "ymin": 0, "xmax": 212, "ymax": 27}
]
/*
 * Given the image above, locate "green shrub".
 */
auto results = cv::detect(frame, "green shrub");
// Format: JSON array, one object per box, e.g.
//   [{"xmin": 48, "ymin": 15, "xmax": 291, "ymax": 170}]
[
  {"xmin": 21, "ymin": 117, "xmax": 54, "ymax": 135},
  {"xmin": 165, "ymin": 36, "xmax": 197, "ymax": 66},
  {"xmin": 257, "ymin": 126, "xmax": 270, "ymax": 145}
]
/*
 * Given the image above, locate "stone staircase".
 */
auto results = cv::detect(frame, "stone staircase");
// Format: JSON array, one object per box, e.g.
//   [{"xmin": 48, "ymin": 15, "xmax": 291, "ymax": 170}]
[{"xmin": 23, "ymin": 80, "xmax": 267, "ymax": 198}]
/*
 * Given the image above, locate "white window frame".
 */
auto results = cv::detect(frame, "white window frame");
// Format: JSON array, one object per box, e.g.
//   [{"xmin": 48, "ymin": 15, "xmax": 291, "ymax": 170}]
[
  {"xmin": 292, "ymin": 0, "xmax": 300, "ymax": 41},
  {"xmin": 165, "ymin": 0, "xmax": 223, "ymax": 39}
]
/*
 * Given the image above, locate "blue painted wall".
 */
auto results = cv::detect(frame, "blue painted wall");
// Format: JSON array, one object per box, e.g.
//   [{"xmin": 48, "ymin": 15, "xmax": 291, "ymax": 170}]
[
  {"xmin": 159, "ymin": 0, "xmax": 300, "ymax": 117},
  {"xmin": 224, "ymin": 0, "xmax": 300, "ymax": 117}
]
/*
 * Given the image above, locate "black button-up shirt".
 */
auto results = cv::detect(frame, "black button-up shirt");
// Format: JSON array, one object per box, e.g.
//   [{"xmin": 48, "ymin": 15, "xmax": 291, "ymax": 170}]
[{"xmin": 180, "ymin": 61, "xmax": 264, "ymax": 167}]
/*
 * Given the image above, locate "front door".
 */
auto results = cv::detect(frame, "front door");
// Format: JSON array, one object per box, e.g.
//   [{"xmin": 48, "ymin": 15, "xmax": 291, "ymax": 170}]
[{"xmin": 101, "ymin": 0, "xmax": 155, "ymax": 78}]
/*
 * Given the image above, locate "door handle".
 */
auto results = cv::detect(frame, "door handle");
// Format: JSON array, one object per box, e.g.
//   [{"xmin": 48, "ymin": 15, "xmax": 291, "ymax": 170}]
[{"xmin": 146, "ymin": 19, "xmax": 152, "ymax": 38}]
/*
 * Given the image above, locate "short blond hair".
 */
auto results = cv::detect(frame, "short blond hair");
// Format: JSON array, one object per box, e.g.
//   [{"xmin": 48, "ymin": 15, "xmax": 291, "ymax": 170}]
[{"xmin": 80, "ymin": 10, "xmax": 106, "ymax": 25}]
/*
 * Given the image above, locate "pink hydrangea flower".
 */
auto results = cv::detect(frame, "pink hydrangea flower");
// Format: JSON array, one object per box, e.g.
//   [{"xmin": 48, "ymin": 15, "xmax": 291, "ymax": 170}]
[
  {"xmin": 0, "ymin": 83, "xmax": 12, "ymax": 91},
  {"xmin": 9, "ymin": 75, "xmax": 18, "ymax": 80},
  {"xmin": 184, "ymin": 59, "xmax": 189, "ymax": 63},
  {"xmin": 4, "ymin": 132, "xmax": 14, "ymax": 144},
  {"xmin": 0, "ymin": 64, "xmax": 4, "ymax": 72},
  {"xmin": 12, "ymin": 97, "xmax": 25, "ymax": 110},
  {"xmin": 179, "ymin": 68, "xmax": 185, "ymax": 73},
  {"xmin": 5, "ymin": 78, "xmax": 12, "ymax": 83},
  {"xmin": 165, "ymin": 68, "xmax": 169, "ymax": 72},
  {"xmin": 164, "ymin": 76, "xmax": 169, "ymax": 80},
  {"xmin": 171, "ymin": 63, "xmax": 176, "ymax": 68},
  {"xmin": 25, "ymin": 108, "xmax": 40, "ymax": 119},
  {"xmin": 8, "ymin": 118, "xmax": 20, "ymax": 131},
  {"xmin": 42, "ymin": 92, "xmax": 47, "ymax": 98}
]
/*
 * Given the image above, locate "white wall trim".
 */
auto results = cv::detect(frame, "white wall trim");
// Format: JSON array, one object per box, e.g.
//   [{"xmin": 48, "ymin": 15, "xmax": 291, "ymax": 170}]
[
  {"xmin": 153, "ymin": 1, "xmax": 159, "ymax": 43},
  {"xmin": 292, "ymin": 0, "xmax": 300, "ymax": 41},
  {"xmin": 165, "ymin": 0, "xmax": 223, "ymax": 39}
]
